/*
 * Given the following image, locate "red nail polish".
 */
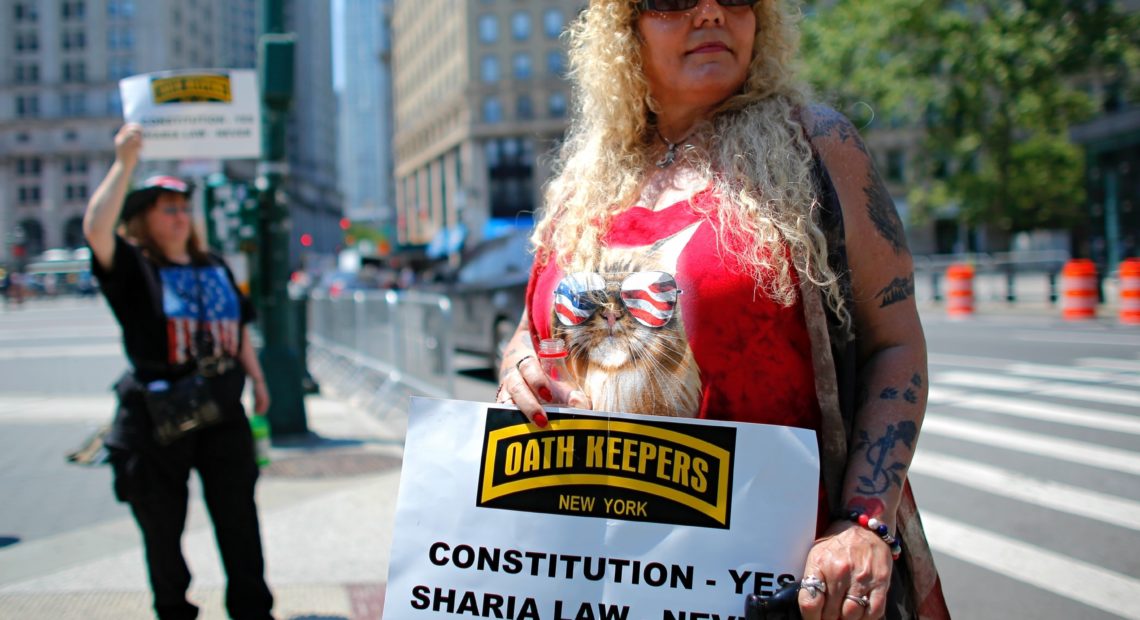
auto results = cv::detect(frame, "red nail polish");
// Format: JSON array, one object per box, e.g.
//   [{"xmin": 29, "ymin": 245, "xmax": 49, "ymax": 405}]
[
  {"xmin": 539, "ymin": 386, "xmax": 553, "ymax": 401},
  {"xmin": 533, "ymin": 412, "xmax": 549, "ymax": 428}
]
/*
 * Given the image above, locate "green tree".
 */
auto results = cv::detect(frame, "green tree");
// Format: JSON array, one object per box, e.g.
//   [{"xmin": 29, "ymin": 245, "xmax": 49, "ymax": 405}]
[{"xmin": 801, "ymin": 0, "xmax": 1140, "ymax": 234}]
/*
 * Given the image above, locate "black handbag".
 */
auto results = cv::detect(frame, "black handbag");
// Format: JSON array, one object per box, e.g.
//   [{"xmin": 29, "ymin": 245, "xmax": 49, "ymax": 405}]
[
  {"xmin": 137, "ymin": 264, "xmax": 225, "ymax": 445},
  {"xmin": 142, "ymin": 373, "xmax": 222, "ymax": 445}
]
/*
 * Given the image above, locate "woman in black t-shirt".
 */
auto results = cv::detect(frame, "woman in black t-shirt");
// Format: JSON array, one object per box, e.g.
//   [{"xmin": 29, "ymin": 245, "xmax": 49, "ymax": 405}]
[{"xmin": 83, "ymin": 124, "xmax": 274, "ymax": 620}]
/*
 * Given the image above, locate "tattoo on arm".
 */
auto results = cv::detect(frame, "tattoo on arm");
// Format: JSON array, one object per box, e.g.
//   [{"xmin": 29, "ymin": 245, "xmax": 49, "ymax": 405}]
[
  {"xmin": 876, "ymin": 273, "xmax": 915, "ymax": 308},
  {"xmin": 808, "ymin": 104, "xmax": 870, "ymax": 156},
  {"xmin": 853, "ymin": 421, "xmax": 918, "ymax": 495},
  {"xmin": 865, "ymin": 165, "xmax": 909, "ymax": 254}
]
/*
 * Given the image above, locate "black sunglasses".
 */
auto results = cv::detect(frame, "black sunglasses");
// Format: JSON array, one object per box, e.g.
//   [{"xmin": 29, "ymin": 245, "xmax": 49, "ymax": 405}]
[{"xmin": 639, "ymin": 0, "xmax": 758, "ymax": 12}]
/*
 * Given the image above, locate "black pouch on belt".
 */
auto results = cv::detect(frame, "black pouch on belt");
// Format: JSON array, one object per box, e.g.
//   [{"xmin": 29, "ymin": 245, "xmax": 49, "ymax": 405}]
[{"xmin": 141, "ymin": 373, "xmax": 222, "ymax": 446}]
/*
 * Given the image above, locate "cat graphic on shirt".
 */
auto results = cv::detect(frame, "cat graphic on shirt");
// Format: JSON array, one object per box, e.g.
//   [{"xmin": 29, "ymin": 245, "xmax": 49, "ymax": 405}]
[{"xmin": 551, "ymin": 223, "xmax": 701, "ymax": 417}]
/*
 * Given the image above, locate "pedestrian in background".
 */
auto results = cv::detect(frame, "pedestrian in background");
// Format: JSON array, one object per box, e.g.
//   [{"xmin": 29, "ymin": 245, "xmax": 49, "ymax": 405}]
[
  {"xmin": 496, "ymin": 1, "xmax": 947, "ymax": 618},
  {"xmin": 83, "ymin": 123, "xmax": 274, "ymax": 620}
]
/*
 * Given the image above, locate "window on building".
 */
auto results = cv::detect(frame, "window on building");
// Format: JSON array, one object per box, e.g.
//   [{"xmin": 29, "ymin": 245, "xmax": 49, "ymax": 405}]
[
  {"xmin": 516, "ymin": 94, "xmax": 534, "ymax": 120},
  {"xmin": 481, "ymin": 55, "xmax": 500, "ymax": 82},
  {"xmin": 16, "ymin": 95, "xmax": 40, "ymax": 118},
  {"xmin": 65, "ymin": 184, "xmax": 89, "ymax": 201},
  {"xmin": 546, "ymin": 50, "xmax": 564, "ymax": 77},
  {"xmin": 512, "ymin": 52, "xmax": 532, "ymax": 80},
  {"xmin": 62, "ymin": 1, "xmax": 86, "ymax": 19},
  {"xmin": 106, "ymin": 90, "xmax": 123, "ymax": 116},
  {"xmin": 14, "ymin": 2, "xmax": 39, "ymax": 22},
  {"xmin": 62, "ymin": 62, "xmax": 86, "ymax": 83},
  {"xmin": 62, "ymin": 30, "xmax": 86, "ymax": 50},
  {"xmin": 478, "ymin": 15, "xmax": 498, "ymax": 43},
  {"xmin": 511, "ymin": 11, "xmax": 531, "ymax": 40},
  {"xmin": 16, "ymin": 158, "xmax": 43, "ymax": 176},
  {"xmin": 487, "ymin": 137, "xmax": 535, "ymax": 219},
  {"xmin": 114, "ymin": 0, "xmax": 128, "ymax": 17},
  {"xmin": 64, "ymin": 130, "xmax": 78, "ymax": 142},
  {"xmin": 549, "ymin": 92, "xmax": 568, "ymax": 118},
  {"xmin": 543, "ymin": 9, "xmax": 564, "ymax": 38},
  {"xmin": 18, "ymin": 186, "xmax": 42, "ymax": 204},
  {"xmin": 63, "ymin": 157, "xmax": 88, "ymax": 174},
  {"xmin": 886, "ymin": 150, "xmax": 906, "ymax": 183},
  {"xmin": 62, "ymin": 93, "xmax": 87, "ymax": 117},
  {"xmin": 15, "ymin": 31, "xmax": 39, "ymax": 52},
  {"xmin": 16, "ymin": 133, "xmax": 30, "ymax": 144},
  {"xmin": 14, "ymin": 63, "xmax": 40, "ymax": 84},
  {"xmin": 484, "ymin": 97, "xmax": 503, "ymax": 124},
  {"xmin": 108, "ymin": 56, "xmax": 134, "ymax": 80}
]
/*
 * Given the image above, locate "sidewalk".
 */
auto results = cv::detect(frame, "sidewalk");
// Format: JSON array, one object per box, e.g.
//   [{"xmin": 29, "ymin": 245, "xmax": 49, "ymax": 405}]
[{"xmin": 0, "ymin": 392, "xmax": 411, "ymax": 620}]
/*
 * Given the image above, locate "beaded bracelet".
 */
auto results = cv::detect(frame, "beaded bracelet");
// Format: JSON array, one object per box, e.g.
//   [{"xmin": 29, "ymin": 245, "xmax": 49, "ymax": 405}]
[{"xmin": 848, "ymin": 511, "xmax": 902, "ymax": 561}]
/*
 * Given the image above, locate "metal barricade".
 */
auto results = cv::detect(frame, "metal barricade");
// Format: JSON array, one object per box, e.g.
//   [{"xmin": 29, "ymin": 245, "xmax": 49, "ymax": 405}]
[{"xmin": 305, "ymin": 288, "xmax": 455, "ymax": 419}]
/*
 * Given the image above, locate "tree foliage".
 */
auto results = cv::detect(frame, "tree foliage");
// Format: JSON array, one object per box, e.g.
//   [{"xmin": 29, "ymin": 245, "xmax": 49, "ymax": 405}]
[{"xmin": 801, "ymin": 0, "xmax": 1140, "ymax": 233}]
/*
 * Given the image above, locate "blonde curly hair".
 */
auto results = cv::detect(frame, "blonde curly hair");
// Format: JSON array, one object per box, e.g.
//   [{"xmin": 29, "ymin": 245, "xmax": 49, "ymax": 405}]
[{"xmin": 534, "ymin": 0, "xmax": 849, "ymax": 329}]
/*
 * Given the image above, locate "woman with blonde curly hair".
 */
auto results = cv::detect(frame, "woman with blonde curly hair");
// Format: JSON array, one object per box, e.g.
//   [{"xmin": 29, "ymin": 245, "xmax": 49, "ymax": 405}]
[{"xmin": 496, "ymin": 1, "xmax": 948, "ymax": 618}]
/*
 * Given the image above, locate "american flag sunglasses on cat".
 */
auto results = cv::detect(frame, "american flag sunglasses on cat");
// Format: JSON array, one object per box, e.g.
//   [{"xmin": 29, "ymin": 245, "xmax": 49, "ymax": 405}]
[{"xmin": 554, "ymin": 271, "xmax": 682, "ymax": 328}]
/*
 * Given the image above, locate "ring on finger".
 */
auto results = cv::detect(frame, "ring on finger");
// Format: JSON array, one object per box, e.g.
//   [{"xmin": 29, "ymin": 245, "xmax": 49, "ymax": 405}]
[
  {"xmin": 800, "ymin": 575, "xmax": 826, "ymax": 599},
  {"xmin": 844, "ymin": 593, "xmax": 870, "ymax": 608},
  {"xmin": 515, "ymin": 355, "xmax": 534, "ymax": 375}
]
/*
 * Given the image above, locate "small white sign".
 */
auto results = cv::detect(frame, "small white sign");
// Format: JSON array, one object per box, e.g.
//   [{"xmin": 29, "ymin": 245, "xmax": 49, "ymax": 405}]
[
  {"xmin": 383, "ymin": 398, "xmax": 820, "ymax": 619},
  {"xmin": 119, "ymin": 69, "xmax": 262, "ymax": 160}
]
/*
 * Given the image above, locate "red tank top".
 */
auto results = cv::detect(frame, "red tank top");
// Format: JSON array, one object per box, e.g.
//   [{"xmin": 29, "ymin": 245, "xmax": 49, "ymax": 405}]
[{"xmin": 528, "ymin": 189, "xmax": 821, "ymax": 432}]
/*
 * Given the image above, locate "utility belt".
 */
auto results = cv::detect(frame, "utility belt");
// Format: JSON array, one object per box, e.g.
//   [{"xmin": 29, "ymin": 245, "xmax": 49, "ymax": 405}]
[{"xmin": 132, "ymin": 355, "xmax": 237, "ymax": 382}]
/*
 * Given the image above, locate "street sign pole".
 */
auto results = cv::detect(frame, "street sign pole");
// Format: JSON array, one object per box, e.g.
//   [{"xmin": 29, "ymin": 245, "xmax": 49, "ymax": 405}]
[{"xmin": 257, "ymin": 0, "xmax": 307, "ymax": 437}]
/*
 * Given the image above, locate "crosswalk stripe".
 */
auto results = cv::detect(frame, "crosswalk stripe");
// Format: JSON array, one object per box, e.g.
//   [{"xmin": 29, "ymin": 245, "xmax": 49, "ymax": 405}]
[
  {"xmin": 1037, "ymin": 383, "xmax": 1140, "ymax": 408},
  {"xmin": 922, "ymin": 415, "xmax": 1140, "ymax": 476},
  {"xmin": 910, "ymin": 452, "xmax": 1140, "ymax": 531},
  {"xmin": 930, "ymin": 353, "xmax": 1139, "ymax": 387},
  {"xmin": 1013, "ymin": 330, "xmax": 1140, "ymax": 348},
  {"xmin": 1008, "ymin": 362, "xmax": 1124, "ymax": 383},
  {"xmin": 0, "ymin": 344, "xmax": 123, "ymax": 360},
  {"xmin": 922, "ymin": 512, "xmax": 1140, "ymax": 620},
  {"xmin": 929, "ymin": 387, "xmax": 1140, "ymax": 436},
  {"xmin": 933, "ymin": 370, "xmax": 1140, "ymax": 409},
  {"xmin": 1077, "ymin": 357, "xmax": 1140, "ymax": 373}
]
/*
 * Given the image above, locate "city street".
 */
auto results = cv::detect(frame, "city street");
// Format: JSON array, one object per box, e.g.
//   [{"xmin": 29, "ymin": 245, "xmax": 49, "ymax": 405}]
[{"xmin": 0, "ymin": 299, "xmax": 1138, "ymax": 619}]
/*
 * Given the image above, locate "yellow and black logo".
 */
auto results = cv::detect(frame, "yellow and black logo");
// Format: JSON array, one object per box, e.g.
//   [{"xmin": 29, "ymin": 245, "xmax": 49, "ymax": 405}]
[
  {"xmin": 477, "ymin": 409, "xmax": 735, "ymax": 529},
  {"xmin": 151, "ymin": 74, "xmax": 233, "ymax": 104}
]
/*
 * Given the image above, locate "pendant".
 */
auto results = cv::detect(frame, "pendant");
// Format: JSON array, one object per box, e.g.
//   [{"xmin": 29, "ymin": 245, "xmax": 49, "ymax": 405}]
[{"xmin": 656, "ymin": 145, "xmax": 678, "ymax": 169}]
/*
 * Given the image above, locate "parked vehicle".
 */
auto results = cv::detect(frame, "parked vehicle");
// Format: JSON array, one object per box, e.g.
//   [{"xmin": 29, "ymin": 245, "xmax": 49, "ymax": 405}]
[{"xmin": 418, "ymin": 229, "xmax": 532, "ymax": 375}]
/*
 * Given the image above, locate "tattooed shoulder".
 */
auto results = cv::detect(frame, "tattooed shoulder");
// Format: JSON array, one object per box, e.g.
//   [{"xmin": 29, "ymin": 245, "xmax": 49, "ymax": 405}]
[{"xmin": 807, "ymin": 104, "xmax": 869, "ymax": 155}]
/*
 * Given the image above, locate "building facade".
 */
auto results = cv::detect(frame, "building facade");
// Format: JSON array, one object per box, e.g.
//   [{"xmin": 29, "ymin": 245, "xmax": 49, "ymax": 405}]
[
  {"xmin": 283, "ymin": 0, "xmax": 342, "ymax": 265},
  {"xmin": 391, "ymin": 0, "xmax": 577, "ymax": 249},
  {"xmin": 0, "ymin": 0, "xmax": 258, "ymax": 262},
  {"xmin": 338, "ymin": 0, "xmax": 395, "ymax": 227}
]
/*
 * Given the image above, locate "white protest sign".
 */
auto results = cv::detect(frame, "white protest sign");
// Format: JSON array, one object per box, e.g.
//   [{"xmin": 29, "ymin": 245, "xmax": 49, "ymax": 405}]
[
  {"xmin": 119, "ymin": 69, "xmax": 261, "ymax": 160},
  {"xmin": 383, "ymin": 398, "xmax": 820, "ymax": 620}
]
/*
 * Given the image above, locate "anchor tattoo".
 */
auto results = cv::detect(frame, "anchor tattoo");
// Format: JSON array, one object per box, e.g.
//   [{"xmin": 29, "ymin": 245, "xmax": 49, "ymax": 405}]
[{"xmin": 854, "ymin": 421, "xmax": 918, "ymax": 495}]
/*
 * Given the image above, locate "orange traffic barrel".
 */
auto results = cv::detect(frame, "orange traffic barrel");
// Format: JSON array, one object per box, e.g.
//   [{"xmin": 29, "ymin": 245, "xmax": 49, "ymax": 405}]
[
  {"xmin": 1061, "ymin": 259, "xmax": 1098, "ymax": 320},
  {"xmin": 945, "ymin": 263, "xmax": 975, "ymax": 317},
  {"xmin": 1120, "ymin": 258, "xmax": 1140, "ymax": 325}
]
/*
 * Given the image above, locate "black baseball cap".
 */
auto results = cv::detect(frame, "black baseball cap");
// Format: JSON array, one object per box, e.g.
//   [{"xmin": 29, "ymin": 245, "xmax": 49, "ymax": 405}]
[{"xmin": 121, "ymin": 175, "xmax": 194, "ymax": 221}]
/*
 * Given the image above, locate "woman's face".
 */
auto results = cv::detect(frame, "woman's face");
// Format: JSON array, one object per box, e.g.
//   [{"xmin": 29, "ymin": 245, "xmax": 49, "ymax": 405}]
[
  {"xmin": 637, "ymin": 0, "xmax": 756, "ymax": 116},
  {"xmin": 142, "ymin": 192, "xmax": 193, "ymax": 252}
]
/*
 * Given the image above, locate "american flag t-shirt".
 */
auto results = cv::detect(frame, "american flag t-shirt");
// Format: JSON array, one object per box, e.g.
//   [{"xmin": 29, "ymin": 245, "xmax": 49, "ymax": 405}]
[{"xmin": 160, "ymin": 265, "xmax": 241, "ymax": 364}]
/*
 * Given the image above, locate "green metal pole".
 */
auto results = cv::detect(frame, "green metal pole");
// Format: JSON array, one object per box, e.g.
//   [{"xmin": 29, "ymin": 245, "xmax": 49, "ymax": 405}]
[
  {"xmin": 1105, "ymin": 168, "xmax": 1121, "ymax": 276},
  {"xmin": 257, "ymin": 0, "xmax": 307, "ymax": 437}
]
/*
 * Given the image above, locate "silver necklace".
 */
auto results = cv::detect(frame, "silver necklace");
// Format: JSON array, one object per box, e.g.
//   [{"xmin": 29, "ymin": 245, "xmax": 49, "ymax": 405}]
[{"xmin": 655, "ymin": 127, "xmax": 694, "ymax": 169}]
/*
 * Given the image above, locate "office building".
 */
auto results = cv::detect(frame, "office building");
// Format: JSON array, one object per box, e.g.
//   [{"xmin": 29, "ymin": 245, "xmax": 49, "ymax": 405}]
[
  {"xmin": 391, "ymin": 0, "xmax": 576, "ymax": 249},
  {"xmin": 339, "ymin": 0, "xmax": 395, "ymax": 227},
  {"xmin": 0, "ymin": 0, "xmax": 258, "ymax": 261}
]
